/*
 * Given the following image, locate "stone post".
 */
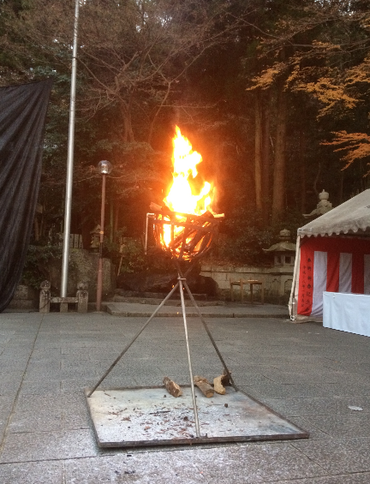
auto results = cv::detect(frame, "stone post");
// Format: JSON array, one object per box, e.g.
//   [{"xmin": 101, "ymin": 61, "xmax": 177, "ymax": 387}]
[
  {"xmin": 39, "ymin": 280, "xmax": 51, "ymax": 313},
  {"xmin": 76, "ymin": 281, "xmax": 89, "ymax": 313},
  {"xmin": 60, "ymin": 300, "xmax": 69, "ymax": 313}
]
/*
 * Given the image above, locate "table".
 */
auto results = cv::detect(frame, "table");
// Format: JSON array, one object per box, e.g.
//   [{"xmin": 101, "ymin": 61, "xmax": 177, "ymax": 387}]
[
  {"xmin": 230, "ymin": 279, "xmax": 264, "ymax": 304},
  {"xmin": 323, "ymin": 291, "xmax": 370, "ymax": 337}
]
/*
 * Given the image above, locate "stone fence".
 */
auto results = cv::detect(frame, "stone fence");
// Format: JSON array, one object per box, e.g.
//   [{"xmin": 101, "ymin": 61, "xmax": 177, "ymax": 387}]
[
  {"xmin": 8, "ymin": 254, "xmax": 294, "ymax": 310},
  {"xmin": 200, "ymin": 263, "xmax": 294, "ymax": 304},
  {"xmin": 8, "ymin": 249, "xmax": 115, "ymax": 311}
]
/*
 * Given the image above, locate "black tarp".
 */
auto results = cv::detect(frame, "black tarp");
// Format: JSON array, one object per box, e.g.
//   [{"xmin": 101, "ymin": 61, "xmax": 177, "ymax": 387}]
[{"xmin": 0, "ymin": 79, "xmax": 53, "ymax": 312}]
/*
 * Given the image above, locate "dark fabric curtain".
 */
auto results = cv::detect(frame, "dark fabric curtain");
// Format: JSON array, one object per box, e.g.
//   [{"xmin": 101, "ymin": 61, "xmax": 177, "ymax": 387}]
[{"xmin": 0, "ymin": 79, "xmax": 53, "ymax": 312}]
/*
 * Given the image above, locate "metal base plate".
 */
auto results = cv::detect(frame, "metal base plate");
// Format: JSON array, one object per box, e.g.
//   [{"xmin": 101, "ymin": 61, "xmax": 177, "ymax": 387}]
[{"xmin": 86, "ymin": 386, "xmax": 308, "ymax": 448}]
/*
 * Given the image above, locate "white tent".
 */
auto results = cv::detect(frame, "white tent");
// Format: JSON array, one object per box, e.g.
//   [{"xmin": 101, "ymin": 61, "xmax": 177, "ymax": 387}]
[{"xmin": 289, "ymin": 189, "xmax": 370, "ymax": 321}]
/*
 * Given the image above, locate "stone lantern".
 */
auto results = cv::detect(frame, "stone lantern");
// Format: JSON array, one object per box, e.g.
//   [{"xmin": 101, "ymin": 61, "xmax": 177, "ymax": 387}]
[
  {"xmin": 303, "ymin": 189, "xmax": 333, "ymax": 218},
  {"xmin": 263, "ymin": 229, "xmax": 296, "ymax": 267},
  {"xmin": 90, "ymin": 225, "xmax": 101, "ymax": 250},
  {"xmin": 263, "ymin": 229, "xmax": 296, "ymax": 299}
]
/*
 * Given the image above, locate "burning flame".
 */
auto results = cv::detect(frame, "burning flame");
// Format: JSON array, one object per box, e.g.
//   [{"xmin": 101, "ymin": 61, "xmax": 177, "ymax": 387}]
[
  {"xmin": 163, "ymin": 126, "xmax": 213, "ymax": 215},
  {"xmin": 154, "ymin": 126, "xmax": 219, "ymax": 258}
]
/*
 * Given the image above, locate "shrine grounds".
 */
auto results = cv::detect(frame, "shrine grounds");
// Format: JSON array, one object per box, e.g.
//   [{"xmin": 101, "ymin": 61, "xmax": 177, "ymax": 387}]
[{"xmin": 0, "ymin": 303, "xmax": 370, "ymax": 483}]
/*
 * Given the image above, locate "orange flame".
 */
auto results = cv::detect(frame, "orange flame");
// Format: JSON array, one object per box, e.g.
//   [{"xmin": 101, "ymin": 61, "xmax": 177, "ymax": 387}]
[
  {"xmin": 163, "ymin": 126, "xmax": 213, "ymax": 215},
  {"xmin": 155, "ymin": 126, "xmax": 215, "ymax": 254}
]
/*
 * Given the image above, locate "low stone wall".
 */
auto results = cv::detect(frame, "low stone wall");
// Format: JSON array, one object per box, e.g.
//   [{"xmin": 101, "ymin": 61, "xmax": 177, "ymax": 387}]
[{"xmin": 200, "ymin": 263, "xmax": 294, "ymax": 304}]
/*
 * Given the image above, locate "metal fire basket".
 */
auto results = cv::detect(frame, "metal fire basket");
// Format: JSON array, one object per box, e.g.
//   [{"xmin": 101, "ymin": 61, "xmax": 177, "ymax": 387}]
[{"xmin": 145, "ymin": 208, "xmax": 218, "ymax": 261}]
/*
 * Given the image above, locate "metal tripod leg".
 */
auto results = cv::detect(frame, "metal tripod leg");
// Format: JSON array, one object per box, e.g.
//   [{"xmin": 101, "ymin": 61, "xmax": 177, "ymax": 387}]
[
  {"xmin": 180, "ymin": 275, "xmax": 238, "ymax": 391},
  {"xmin": 87, "ymin": 281, "xmax": 179, "ymax": 397},
  {"xmin": 177, "ymin": 274, "xmax": 201, "ymax": 438},
  {"xmin": 87, "ymin": 261, "xmax": 232, "ymax": 441}
]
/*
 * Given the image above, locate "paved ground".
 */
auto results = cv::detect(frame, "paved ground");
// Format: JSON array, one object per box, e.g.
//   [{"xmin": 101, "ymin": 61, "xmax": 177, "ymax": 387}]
[{"xmin": 1, "ymin": 302, "xmax": 370, "ymax": 483}]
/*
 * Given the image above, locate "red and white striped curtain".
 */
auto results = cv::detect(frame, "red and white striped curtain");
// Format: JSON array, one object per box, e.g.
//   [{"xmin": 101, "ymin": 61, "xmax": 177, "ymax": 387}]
[{"xmin": 297, "ymin": 236, "xmax": 370, "ymax": 317}]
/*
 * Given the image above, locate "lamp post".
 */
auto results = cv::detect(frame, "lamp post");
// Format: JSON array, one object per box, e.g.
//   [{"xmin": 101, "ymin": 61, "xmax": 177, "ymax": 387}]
[{"xmin": 96, "ymin": 160, "xmax": 112, "ymax": 311}]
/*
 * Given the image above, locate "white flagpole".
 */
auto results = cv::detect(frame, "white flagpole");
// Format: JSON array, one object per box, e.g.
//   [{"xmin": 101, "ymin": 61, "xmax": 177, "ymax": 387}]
[{"xmin": 61, "ymin": 0, "xmax": 80, "ymax": 297}]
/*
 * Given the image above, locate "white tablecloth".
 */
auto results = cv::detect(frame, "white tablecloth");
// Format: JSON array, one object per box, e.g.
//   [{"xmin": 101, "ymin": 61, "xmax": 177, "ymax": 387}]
[{"xmin": 323, "ymin": 291, "xmax": 370, "ymax": 337}]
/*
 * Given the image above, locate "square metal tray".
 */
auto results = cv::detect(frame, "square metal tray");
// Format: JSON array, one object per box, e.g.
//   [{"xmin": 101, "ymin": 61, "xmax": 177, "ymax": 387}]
[{"xmin": 86, "ymin": 386, "xmax": 308, "ymax": 448}]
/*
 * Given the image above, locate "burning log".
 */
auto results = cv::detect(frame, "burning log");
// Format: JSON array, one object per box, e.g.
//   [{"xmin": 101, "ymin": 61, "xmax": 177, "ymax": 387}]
[
  {"xmin": 149, "ymin": 201, "xmax": 175, "ymax": 215},
  {"xmin": 194, "ymin": 375, "xmax": 214, "ymax": 398},
  {"xmin": 149, "ymin": 201, "xmax": 163, "ymax": 212},
  {"xmin": 163, "ymin": 377, "xmax": 183, "ymax": 397},
  {"xmin": 152, "ymin": 214, "xmax": 216, "ymax": 261}
]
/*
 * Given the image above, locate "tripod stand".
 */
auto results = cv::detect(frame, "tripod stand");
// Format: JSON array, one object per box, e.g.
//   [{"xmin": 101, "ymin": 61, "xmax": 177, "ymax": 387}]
[{"xmin": 87, "ymin": 261, "xmax": 237, "ymax": 439}]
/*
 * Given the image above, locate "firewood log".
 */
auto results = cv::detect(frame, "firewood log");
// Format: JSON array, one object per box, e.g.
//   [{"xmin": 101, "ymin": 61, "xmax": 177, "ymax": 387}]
[
  {"xmin": 194, "ymin": 375, "xmax": 214, "ymax": 398},
  {"xmin": 163, "ymin": 377, "xmax": 183, "ymax": 397},
  {"xmin": 213, "ymin": 375, "xmax": 226, "ymax": 395},
  {"xmin": 150, "ymin": 202, "xmax": 165, "ymax": 213},
  {"xmin": 150, "ymin": 202, "xmax": 172, "ymax": 214}
]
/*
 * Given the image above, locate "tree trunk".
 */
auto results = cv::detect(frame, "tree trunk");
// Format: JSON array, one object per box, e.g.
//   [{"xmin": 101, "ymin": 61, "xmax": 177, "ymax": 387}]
[
  {"xmin": 148, "ymin": 81, "xmax": 172, "ymax": 145},
  {"xmin": 114, "ymin": 203, "xmax": 119, "ymax": 236},
  {"xmin": 272, "ymin": 86, "xmax": 287, "ymax": 224},
  {"xmin": 34, "ymin": 216, "xmax": 40, "ymax": 242},
  {"xmin": 254, "ymin": 91, "xmax": 263, "ymax": 212},
  {"xmin": 262, "ymin": 91, "xmax": 271, "ymax": 223},
  {"xmin": 120, "ymin": 100, "xmax": 135, "ymax": 142},
  {"xmin": 109, "ymin": 199, "xmax": 114, "ymax": 243},
  {"xmin": 299, "ymin": 128, "xmax": 306, "ymax": 213}
]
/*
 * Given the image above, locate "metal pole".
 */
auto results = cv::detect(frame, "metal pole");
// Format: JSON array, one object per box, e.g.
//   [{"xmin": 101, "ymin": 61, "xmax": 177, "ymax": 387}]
[
  {"xmin": 61, "ymin": 0, "xmax": 80, "ymax": 297},
  {"xmin": 178, "ymin": 275, "xmax": 201, "ymax": 438},
  {"xmin": 288, "ymin": 234, "xmax": 301, "ymax": 321},
  {"xmin": 96, "ymin": 174, "xmax": 107, "ymax": 311},
  {"xmin": 182, "ymin": 279, "xmax": 238, "ymax": 391},
  {"xmin": 88, "ymin": 281, "xmax": 180, "ymax": 397}
]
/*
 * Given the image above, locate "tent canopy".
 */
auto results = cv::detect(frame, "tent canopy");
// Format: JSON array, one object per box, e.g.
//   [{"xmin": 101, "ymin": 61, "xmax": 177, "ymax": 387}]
[
  {"xmin": 298, "ymin": 189, "xmax": 370, "ymax": 238},
  {"xmin": 289, "ymin": 189, "xmax": 370, "ymax": 321}
]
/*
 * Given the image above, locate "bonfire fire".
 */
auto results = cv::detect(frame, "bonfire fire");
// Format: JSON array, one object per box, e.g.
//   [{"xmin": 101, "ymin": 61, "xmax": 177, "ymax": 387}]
[
  {"xmin": 150, "ymin": 126, "xmax": 222, "ymax": 261},
  {"xmin": 163, "ymin": 126, "xmax": 213, "ymax": 216}
]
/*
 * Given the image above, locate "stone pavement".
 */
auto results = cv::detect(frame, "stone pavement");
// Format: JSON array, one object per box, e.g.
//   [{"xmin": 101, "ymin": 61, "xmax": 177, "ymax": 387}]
[{"xmin": 0, "ymin": 302, "xmax": 370, "ymax": 483}]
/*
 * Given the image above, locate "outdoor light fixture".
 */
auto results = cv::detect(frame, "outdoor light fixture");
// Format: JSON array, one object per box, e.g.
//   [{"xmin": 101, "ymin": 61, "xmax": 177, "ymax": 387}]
[
  {"xmin": 97, "ymin": 159, "xmax": 112, "ymax": 175},
  {"xmin": 96, "ymin": 160, "xmax": 112, "ymax": 311}
]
